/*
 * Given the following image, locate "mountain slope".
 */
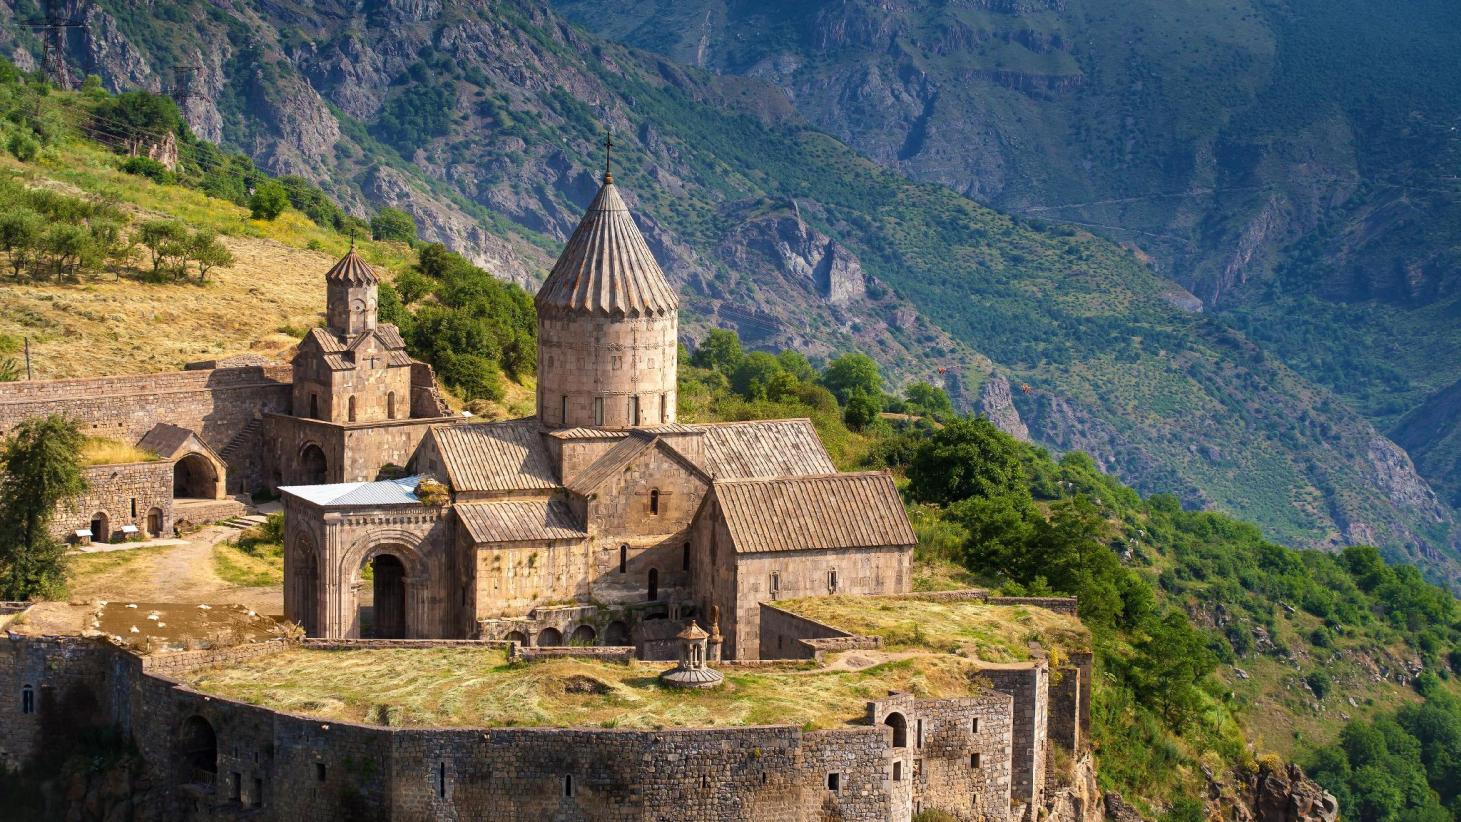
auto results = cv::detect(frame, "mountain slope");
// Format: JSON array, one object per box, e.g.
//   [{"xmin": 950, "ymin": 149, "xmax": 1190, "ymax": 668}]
[
  {"xmin": 553, "ymin": 0, "xmax": 1461, "ymax": 548},
  {"xmin": 1, "ymin": 0, "xmax": 1455, "ymax": 581}
]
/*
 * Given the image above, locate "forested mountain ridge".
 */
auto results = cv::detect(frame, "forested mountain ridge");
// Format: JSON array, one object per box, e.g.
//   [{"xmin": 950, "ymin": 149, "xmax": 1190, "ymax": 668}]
[
  {"xmin": 551, "ymin": 0, "xmax": 1461, "ymax": 521},
  {"xmin": 0, "ymin": 0, "xmax": 1456, "ymax": 583}
]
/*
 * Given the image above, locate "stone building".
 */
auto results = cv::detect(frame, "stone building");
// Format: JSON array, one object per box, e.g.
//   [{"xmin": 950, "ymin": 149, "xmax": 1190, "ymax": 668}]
[
  {"xmin": 0, "ymin": 248, "xmax": 455, "ymax": 542},
  {"xmin": 281, "ymin": 173, "xmax": 917, "ymax": 655}
]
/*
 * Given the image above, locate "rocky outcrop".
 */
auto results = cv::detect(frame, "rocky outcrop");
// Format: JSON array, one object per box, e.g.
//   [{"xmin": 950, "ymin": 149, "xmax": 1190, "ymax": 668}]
[
  {"xmin": 1043, "ymin": 749, "xmax": 1102, "ymax": 822},
  {"xmin": 719, "ymin": 207, "xmax": 866, "ymax": 305},
  {"xmin": 977, "ymin": 374, "xmax": 1030, "ymax": 441},
  {"xmin": 1236, "ymin": 763, "xmax": 1340, "ymax": 822}
]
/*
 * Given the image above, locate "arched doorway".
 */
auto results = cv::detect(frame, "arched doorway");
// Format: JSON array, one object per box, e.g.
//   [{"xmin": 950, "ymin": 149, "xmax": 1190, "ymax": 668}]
[
  {"xmin": 178, "ymin": 715, "xmax": 218, "ymax": 784},
  {"xmin": 90, "ymin": 512, "xmax": 110, "ymax": 544},
  {"xmin": 570, "ymin": 625, "xmax": 597, "ymax": 646},
  {"xmin": 173, "ymin": 453, "xmax": 222, "ymax": 499},
  {"xmin": 884, "ymin": 712, "xmax": 908, "ymax": 748},
  {"xmin": 301, "ymin": 549, "xmax": 320, "ymax": 636},
  {"xmin": 364, "ymin": 554, "xmax": 406, "ymax": 639},
  {"xmin": 536, "ymin": 627, "xmax": 563, "ymax": 647},
  {"xmin": 146, "ymin": 507, "xmax": 164, "ymax": 538},
  {"xmin": 604, "ymin": 621, "xmax": 630, "ymax": 646},
  {"xmin": 299, "ymin": 443, "xmax": 328, "ymax": 484},
  {"xmin": 504, "ymin": 630, "xmax": 527, "ymax": 646}
]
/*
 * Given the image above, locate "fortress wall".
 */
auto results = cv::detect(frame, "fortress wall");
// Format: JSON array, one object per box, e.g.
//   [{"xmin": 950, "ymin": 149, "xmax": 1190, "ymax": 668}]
[
  {"xmin": 758, "ymin": 601, "xmax": 856, "ymax": 660},
  {"xmin": 985, "ymin": 596, "xmax": 1079, "ymax": 617},
  {"xmin": 0, "ymin": 366, "xmax": 293, "ymax": 453},
  {"xmin": 1047, "ymin": 666, "xmax": 1082, "ymax": 753},
  {"xmin": 913, "ymin": 695, "xmax": 1016, "ymax": 821},
  {"xmin": 1069, "ymin": 650, "xmax": 1094, "ymax": 739},
  {"xmin": 0, "ymin": 636, "xmax": 116, "ymax": 771},
  {"xmin": 983, "ymin": 664, "xmax": 1049, "ymax": 812},
  {"xmin": 54, "ymin": 460, "xmax": 174, "ymax": 540}
]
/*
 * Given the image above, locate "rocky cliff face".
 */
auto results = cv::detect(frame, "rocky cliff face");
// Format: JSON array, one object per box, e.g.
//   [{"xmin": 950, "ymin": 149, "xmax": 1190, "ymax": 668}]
[{"xmin": 7, "ymin": 0, "xmax": 1457, "ymax": 582}]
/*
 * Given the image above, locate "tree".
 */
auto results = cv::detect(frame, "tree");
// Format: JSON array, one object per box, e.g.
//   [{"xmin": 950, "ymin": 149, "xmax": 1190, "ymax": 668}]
[
  {"xmin": 92, "ymin": 91, "xmax": 182, "ymax": 143},
  {"xmin": 249, "ymin": 180, "xmax": 289, "ymax": 220},
  {"xmin": 843, "ymin": 389, "xmax": 881, "ymax": 430},
  {"xmin": 0, "ymin": 415, "xmax": 85, "ymax": 599},
  {"xmin": 904, "ymin": 381, "xmax": 954, "ymax": 419},
  {"xmin": 138, "ymin": 220, "xmax": 187, "ymax": 278},
  {"xmin": 0, "ymin": 208, "xmax": 40, "ymax": 280},
  {"xmin": 371, "ymin": 207, "xmax": 418, "ymax": 243},
  {"xmin": 188, "ymin": 230, "xmax": 234, "ymax": 281},
  {"xmin": 38, "ymin": 224, "xmax": 92, "ymax": 280},
  {"xmin": 820, "ymin": 353, "xmax": 881, "ymax": 404},
  {"xmin": 907, "ymin": 417, "xmax": 1027, "ymax": 505},
  {"xmin": 730, "ymin": 352, "xmax": 785, "ymax": 400},
  {"xmin": 690, "ymin": 328, "xmax": 744, "ymax": 374}
]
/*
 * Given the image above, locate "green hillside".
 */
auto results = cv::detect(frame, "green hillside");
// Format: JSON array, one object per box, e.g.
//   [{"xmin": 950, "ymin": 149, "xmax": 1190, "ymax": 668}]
[{"xmin": 0, "ymin": 0, "xmax": 1454, "ymax": 584}]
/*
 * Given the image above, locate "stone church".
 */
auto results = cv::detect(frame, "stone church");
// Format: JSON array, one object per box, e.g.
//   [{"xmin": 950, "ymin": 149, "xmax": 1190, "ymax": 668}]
[{"xmin": 281, "ymin": 172, "xmax": 917, "ymax": 659}]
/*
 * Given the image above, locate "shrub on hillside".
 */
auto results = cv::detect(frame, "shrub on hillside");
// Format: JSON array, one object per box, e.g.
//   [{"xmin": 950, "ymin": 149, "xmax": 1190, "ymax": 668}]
[{"xmin": 249, "ymin": 180, "xmax": 289, "ymax": 220}]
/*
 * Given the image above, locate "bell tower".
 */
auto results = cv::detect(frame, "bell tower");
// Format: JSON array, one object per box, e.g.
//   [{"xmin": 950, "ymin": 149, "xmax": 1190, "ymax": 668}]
[
  {"xmin": 325, "ymin": 246, "xmax": 379, "ymax": 337},
  {"xmin": 535, "ymin": 147, "xmax": 679, "ymax": 430}
]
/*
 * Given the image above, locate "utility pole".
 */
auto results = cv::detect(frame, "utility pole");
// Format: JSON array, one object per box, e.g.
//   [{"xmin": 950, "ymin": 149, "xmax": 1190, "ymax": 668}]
[
  {"xmin": 24, "ymin": 337, "xmax": 32, "ymax": 381},
  {"xmin": 20, "ymin": 2, "xmax": 87, "ymax": 90}
]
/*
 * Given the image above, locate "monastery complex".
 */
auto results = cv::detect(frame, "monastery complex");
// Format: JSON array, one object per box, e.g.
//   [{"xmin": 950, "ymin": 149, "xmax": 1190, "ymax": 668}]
[{"xmin": 0, "ymin": 170, "xmax": 1095, "ymax": 821}]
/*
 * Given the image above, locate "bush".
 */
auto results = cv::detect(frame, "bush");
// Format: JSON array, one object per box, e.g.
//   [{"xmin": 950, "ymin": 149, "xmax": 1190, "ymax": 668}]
[
  {"xmin": 371, "ymin": 207, "xmax": 418, "ymax": 243},
  {"xmin": 6, "ymin": 131, "xmax": 38, "ymax": 162},
  {"xmin": 249, "ymin": 180, "xmax": 289, "ymax": 220},
  {"xmin": 121, "ymin": 156, "xmax": 172, "ymax": 183}
]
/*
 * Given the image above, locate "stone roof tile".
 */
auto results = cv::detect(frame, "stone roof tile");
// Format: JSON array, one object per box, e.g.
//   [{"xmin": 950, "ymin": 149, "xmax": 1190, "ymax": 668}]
[
  {"xmin": 456, "ymin": 500, "xmax": 586, "ymax": 544},
  {"xmin": 713, "ymin": 472, "xmax": 915, "ymax": 553},
  {"xmin": 699, "ymin": 419, "xmax": 836, "ymax": 479},
  {"xmin": 324, "ymin": 248, "xmax": 379, "ymax": 285},
  {"xmin": 430, "ymin": 420, "xmax": 560, "ymax": 492}
]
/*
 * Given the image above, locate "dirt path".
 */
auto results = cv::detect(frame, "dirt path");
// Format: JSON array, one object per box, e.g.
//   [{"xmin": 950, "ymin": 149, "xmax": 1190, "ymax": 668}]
[{"xmin": 69, "ymin": 526, "xmax": 283, "ymax": 616}]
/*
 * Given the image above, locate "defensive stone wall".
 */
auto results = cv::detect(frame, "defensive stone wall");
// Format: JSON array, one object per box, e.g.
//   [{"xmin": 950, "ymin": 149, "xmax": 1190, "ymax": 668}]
[
  {"xmin": 56, "ymin": 460, "xmax": 174, "ymax": 540},
  {"xmin": 758, "ymin": 602, "xmax": 880, "ymax": 661},
  {"xmin": 0, "ymin": 365, "xmax": 292, "ymax": 452},
  {"xmin": 510, "ymin": 645, "xmax": 635, "ymax": 664},
  {"xmin": 982, "ymin": 664, "xmax": 1050, "ymax": 814},
  {"xmin": 0, "ymin": 634, "xmax": 115, "ymax": 770}
]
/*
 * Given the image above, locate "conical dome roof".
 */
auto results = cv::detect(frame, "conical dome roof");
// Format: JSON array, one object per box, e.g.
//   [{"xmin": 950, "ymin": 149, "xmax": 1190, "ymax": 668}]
[
  {"xmin": 325, "ymin": 247, "xmax": 379, "ymax": 286},
  {"xmin": 535, "ymin": 178, "xmax": 678, "ymax": 317}
]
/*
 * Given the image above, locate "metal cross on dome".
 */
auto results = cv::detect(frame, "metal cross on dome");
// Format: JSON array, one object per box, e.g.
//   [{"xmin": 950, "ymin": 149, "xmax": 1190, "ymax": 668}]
[{"xmin": 603, "ymin": 128, "xmax": 614, "ymax": 183}]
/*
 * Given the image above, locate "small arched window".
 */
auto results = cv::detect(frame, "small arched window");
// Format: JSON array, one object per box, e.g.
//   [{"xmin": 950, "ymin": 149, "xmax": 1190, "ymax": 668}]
[
  {"xmin": 649, "ymin": 489, "xmax": 660, "ymax": 515},
  {"xmin": 682, "ymin": 542, "xmax": 690, "ymax": 572},
  {"xmin": 21, "ymin": 684, "xmax": 34, "ymax": 715},
  {"xmin": 387, "ymin": 391, "xmax": 396, "ymax": 420},
  {"xmin": 563, "ymin": 774, "xmax": 574, "ymax": 797},
  {"xmin": 309, "ymin": 394, "xmax": 319, "ymax": 420},
  {"xmin": 347, "ymin": 395, "xmax": 357, "ymax": 422},
  {"xmin": 619, "ymin": 544, "xmax": 628, "ymax": 574}
]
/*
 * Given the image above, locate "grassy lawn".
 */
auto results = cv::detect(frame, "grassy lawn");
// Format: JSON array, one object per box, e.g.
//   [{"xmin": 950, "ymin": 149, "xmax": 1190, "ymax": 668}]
[
  {"xmin": 775, "ymin": 595, "xmax": 1090, "ymax": 663},
  {"xmin": 67, "ymin": 546, "xmax": 169, "ymax": 597},
  {"xmin": 212, "ymin": 542, "xmax": 285, "ymax": 587},
  {"xmin": 182, "ymin": 648, "xmax": 990, "ymax": 730}
]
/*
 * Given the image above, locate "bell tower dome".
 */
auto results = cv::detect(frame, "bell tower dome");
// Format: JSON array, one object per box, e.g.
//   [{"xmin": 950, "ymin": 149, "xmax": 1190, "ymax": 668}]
[
  {"xmin": 535, "ymin": 169, "xmax": 679, "ymax": 430},
  {"xmin": 325, "ymin": 246, "xmax": 379, "ymax": 337}
]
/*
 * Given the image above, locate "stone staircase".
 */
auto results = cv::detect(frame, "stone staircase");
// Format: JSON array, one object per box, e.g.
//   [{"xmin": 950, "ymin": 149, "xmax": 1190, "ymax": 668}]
[
  {"xmin": 219, "ymin": 417, "xmax": 263, "ymax": 464},
  {"xmin": 219, "ymin": 513, "xmax": 269, "ymax": 532}
]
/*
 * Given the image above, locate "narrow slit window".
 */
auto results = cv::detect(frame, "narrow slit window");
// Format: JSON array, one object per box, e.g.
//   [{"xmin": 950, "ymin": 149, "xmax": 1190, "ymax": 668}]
[
  {"xmin": 682, "ymin": 542, "xmax": 690, "ymax": 572},
  {"xmin": 970, "ymin": 753, "xmax": 981, "ymax": 768},
  {"xmin": 649, "ymin": 489, "xmax": 660, "ymax": 515},
  {"xmin": 769, "ymin": 571, "xmax": 781, "ymax": 598},
  {"xmin": 619, "ymin": 545, "xmax": 628, "ymax": 574},
  {"xmin": 564, "ymin": 774, "xmax": 574, "ymax": 797},
  {"xmin": 347, "ymin": 395, "xmax": 357, "ymax": 422},
  {"xmin": 437, "ymin": 762, "xmax": 446, "ymax": 798},
  {"xmin": 315, "ymin": 763, "xmax": 326, "ymax": 782},
  {"xmin": 892, "ymin": 761, "xmax": 902, "ymax": 782},
  {"xmin": 560, "ymin": 396, "xmax": 568, "ymax": 424},
  {"xmin": 21, "ymin": 684, "xmax": 34, "ymax": 714},
  {"xmin": 827, "ymin": 772, "xmax": 840, "ymax": 792},
  {"xmin": 387, "ymin": 391, "xmax": 396, "ymax": 419},
  {"xmin": 593, "ymin": 397, "xmax": 604, "ymax": 426},
  {"xmin": 659, "ymin": 394, "xmax": 667, "ymax": 423},
  {"xmin": 916, "ymin": 719, "xmax": 924, "ymax": 748},
  {"xmin": 828, "ymin": 568, "xmax": 838, "ymax": 592},
  {"xmin": 971, "ymin": 718, "xmax": 980, "ymax": 734},
  {"xmin": 630, "ymin": 395, "xmax": 640, "ymax": 425}
]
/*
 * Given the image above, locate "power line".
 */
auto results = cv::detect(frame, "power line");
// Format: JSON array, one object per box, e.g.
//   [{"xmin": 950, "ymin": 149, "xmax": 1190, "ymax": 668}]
[{"xmin": 18, "ymin": 1, "xmax": 87, "ymax": 91}]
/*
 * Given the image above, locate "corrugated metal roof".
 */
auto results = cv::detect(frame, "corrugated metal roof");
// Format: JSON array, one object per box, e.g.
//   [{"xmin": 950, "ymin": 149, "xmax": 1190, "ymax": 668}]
[
  {"xmin": 324, "ymin": 248, "xmax": 380, "ymax": 285},
  {"xmin": 565, "ymin": 433, "xmax": 655, "ymax": 496},
  {"xmin": 457, "ymin": 500, "xmax": 586, "ymax": 544},
  {"xmin": 700, "ymin": 419, "xmax": 836, "ymax": 479},
  {"xmin": 534, "ymin": 180, "xmax": 679, "ymax": 317},
  {"xmin": 431, "ymin": 420, "xmax": 560, "ymax": 492},
  {"xmin": 714, "ymin": 472, "xmax": 915, "ymax": 553},
  {"xmin": 281, "ymin": 476, "xmax": 422, "ymax": 507}
]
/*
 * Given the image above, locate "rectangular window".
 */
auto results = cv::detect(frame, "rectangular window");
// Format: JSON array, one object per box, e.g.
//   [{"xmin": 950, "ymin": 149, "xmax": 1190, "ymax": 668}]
[
  {"xmin": 564, "ymin": 774, "xmax": 574, "ymax": 797},
  {"xmin": 826, "ymin": 772, "xmax": 840, "ymax": 792},
  {"xmin": 892, "ymin": 761, "xmax": 902, "ymax": 782},
  {"xmin": 828, "ymin": 568, "xmax": 839, "ymax": 592},
  {"xmin": 560, "ymin": 396, "xmax": 568, "ymax": 424},
  {"xmin": 21, "ymin": 686, "xmax": 34, "ymax": 714},
  {"xmin": 130, "ymin": 498, "xmax": 137, "ymax": 517},
  {"xmin": 970, "ymin": 753, "xmax": 981, "ymax": 769},
  {"xmin": 253, "ymin": 777, "xmax": 264, "ymax": 807},
  {"xmin": 315, "ymin": 763, "xmax": 326, "ymax": 782},
  {"xmin": 916, "ymin": 719, "xmax": 924, "ymax": 748},
  {"xmin": 630, "ymin": 395, "xmax": 640, "ymax": 425},
  {"xmin": 659, "ymin": 394, "xmax": 667, "ymax": 423},
  {"xmin": 230, "ymin": 772, "xmax": 242, "ymax": 802},
  {"xmin": 971, "ymin": 718, "xmax": 979, "ymax": 734},
  {"xmin": 593, "ymin": 397, "xmax": 604, "ymax": 426},
  {"xmin": 769, "ymin": 572, "xmax": 780, "ymax": 599}
]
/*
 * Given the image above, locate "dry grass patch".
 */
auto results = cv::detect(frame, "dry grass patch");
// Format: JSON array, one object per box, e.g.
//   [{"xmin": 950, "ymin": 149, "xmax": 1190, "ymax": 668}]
[
  {"xmin": 67, "ymin": 545, "xmax": 170, "ymax": 597},
  {"xmin": 212, "ymin": 542, "xmax": 284, "ymax": 587},
  {"xmin": 182, "ymin": 648, "xmax": 991, "ymax": 730},
  {"xmin": 80, "ymin": 437, "xmax": 160, "ymax": 466},
  {"xmin": 775, "ymin": 595, "xmax": 1090, "ymax": 663}
]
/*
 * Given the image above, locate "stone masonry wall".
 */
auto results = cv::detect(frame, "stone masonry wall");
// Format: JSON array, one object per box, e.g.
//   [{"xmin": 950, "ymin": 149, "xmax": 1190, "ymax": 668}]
[
  {"xmin": 983, "ymin": 664, "xmax": 1049, "ymax": 814},
  {"xmin": 0, "ymin": 635, "xmax": 115, "ymax": 771},
  {"xmin": 759, "ymin": 602, "xmax": 868, "ymax": 661},
  {"xmin": 54, "ymin": 460, "xmax": 174, "ymax": 540},
  {"xmin": 0, "ymin": 366, "xmax": 291, "ymax": 454},
  {"xmin": 912, "ymin": 695, "xmax": 1015, "ymax": 821},
  {"xmin": 1047, "ymin": 667, "xmax": 1081, "ymax": 753}
]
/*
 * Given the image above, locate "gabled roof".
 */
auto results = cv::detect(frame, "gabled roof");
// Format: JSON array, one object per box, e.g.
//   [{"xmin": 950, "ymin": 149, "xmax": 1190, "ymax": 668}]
[
  {"xmin": 429, "ymin": 419, "xmax": 559, "ymax": 492},
  {"xmin": 324, "ymin": 248, "xmax": 379, "ymax": 285},
  {"xmin": 534, "ymin": 179, "xmax": 679, "ymax": 317},
  {"xmin": 699, "ymin": 419, "xmax": 836, "ymax": 480},
  {"xmin": 280, "ymin": 476, "xmax": 422, "ymax": 507},
  {"xmin": 456, "ymin": 500, "xmax": 586, "ymax": 544},
  {"xmin": 136, "ymin": 422, "xmax": 223, "ymax": 465},
  {"xmin": 566, "ymin": 430, "xmax": 710, "ymax": 496},
  {"xmin": 302, "ymin": 324, "xmax": 412, "ymax": 371},
  {"xmin": 712, "ymin": 472, "xmax": 915, "ymax": 554}
]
